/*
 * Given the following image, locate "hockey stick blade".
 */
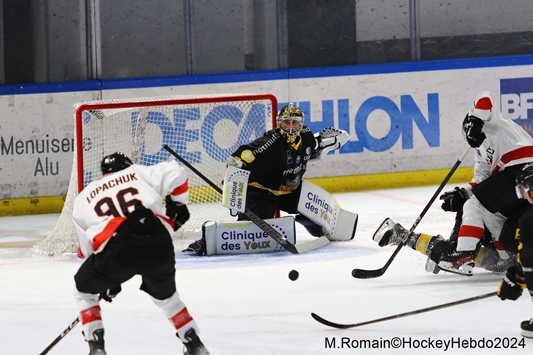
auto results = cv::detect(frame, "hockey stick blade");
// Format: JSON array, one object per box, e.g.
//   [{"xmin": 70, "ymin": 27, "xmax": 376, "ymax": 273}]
[
  {"xmin": 351, "ymin": 244, "xmax": 403, "ymax": 278},
  {"xmin": 311, "ymin": 291, "xmax": 496, "ymax": 329},
  {"xmin": 352, "ymin": 146, "xmax": 471, "ymax": 279},
  {"xmin": 163, "ymin": 145, "xmax": 329, "ymax": 254}
]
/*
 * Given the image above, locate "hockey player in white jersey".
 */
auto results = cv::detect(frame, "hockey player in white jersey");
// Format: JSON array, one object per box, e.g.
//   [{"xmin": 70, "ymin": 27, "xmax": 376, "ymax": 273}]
[
  {"xmin": 375, "ymin": 91, "xmax": 533, "ymax": 275},
  {"xmin": 72, "ymin": 152, "xmax": 209, "ymax": 355}
]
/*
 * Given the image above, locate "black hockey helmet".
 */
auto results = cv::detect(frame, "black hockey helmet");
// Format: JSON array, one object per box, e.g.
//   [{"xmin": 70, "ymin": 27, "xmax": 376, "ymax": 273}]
[
  {"xmin": 462, "ymin": 114, "xmax": 486, "ymax": 148},
  {"xmin": 277, "ymin": 103, "xmax": 304, "ymax": 143},
  {"xmin": 101, "ymin": 152, "xmax": 133, "ymax": 174},
  {"xmin": 515, "ymin": 163, "xmax": 533, "ymax": 199}
]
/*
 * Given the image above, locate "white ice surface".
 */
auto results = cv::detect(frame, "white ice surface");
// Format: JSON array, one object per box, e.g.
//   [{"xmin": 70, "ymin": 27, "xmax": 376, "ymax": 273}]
[{"xmin": 1, "ymin": 185, "xmax": 532, "ymax": 354}]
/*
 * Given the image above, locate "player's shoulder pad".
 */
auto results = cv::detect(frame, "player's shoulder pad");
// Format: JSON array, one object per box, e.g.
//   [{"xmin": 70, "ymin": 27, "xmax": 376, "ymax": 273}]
[{"xmin": 255, "ymin": 129, "xmax": 284, "ymax": 146}]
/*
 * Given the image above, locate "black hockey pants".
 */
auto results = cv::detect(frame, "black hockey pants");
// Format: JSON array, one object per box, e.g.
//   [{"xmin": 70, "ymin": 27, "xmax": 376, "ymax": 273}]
[
  {"xmin": 473, "ymin": 164, "xmax": 530, "ymax": 218},
  {"xmin": 74, "ymin": 223, "xmax": 177, "ymax": 301}
]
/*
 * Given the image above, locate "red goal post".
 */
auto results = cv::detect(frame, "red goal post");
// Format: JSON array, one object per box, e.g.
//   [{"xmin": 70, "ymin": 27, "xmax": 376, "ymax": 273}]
[{"xmin": 34, "ymin": 93, "xmax": 278, "ymax": 256}]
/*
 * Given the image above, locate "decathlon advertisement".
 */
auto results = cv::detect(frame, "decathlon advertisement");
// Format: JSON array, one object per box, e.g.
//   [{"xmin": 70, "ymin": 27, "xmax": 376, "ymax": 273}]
[
  {"xmin": 99, "ymin": 60, "xmax": 533, "ymax": 180},
  {"xmin": 1, "ymin": 56, "xmax": 533, "ymax": 210}
]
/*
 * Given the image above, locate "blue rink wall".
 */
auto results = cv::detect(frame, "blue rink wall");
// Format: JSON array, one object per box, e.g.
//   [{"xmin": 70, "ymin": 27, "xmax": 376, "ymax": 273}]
[{"xmin": 1, "ymin": 55, "xmax": 533, "ymax": 215}]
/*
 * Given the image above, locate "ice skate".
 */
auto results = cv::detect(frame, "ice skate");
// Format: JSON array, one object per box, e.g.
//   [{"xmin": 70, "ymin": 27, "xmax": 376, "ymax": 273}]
[
  {"xmin": 425, "ymin": 257, "xmax": 440, "ymax": 274},
  {"xmin": 372, "ymin": 218, "xmax": 410, "ymax": 247},
  {"xmin": 87, "ymin": 329, "xmax": 106, "ymax": 355},
  {"xmin": 182, "ymin": 239, "xmax": 205, "ymax": 255},
  {"xmin": 521, "ymin": 319, "xmax": 533, "ymax": 339},
  {"xmin": 437, "ymin": 250, "xmax": 475, "ymax": 276},
  {"xmin": 180, "ymin": 328, "xmax": 210, "ymax": 355},
  {"xmin": 476, "ymin": 245, "xmax": 516, "ymax": 274}
]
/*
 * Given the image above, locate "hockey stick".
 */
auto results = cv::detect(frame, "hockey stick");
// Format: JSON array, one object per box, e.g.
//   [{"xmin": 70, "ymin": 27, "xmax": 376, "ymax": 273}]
[
  {"xmin": 352, "ymin": 145, "xmax": 471, "ymax": 279},
  {"xmin": 163, "ymin": 145, "xmax": 329, "ymax": 254},
  {"xmin": 311, "ymin": 291, "xmax": 496, "ymax": 329},
  {"xmin": 39, "ymin": 317, "xmax": 79, "ymax": 355}
]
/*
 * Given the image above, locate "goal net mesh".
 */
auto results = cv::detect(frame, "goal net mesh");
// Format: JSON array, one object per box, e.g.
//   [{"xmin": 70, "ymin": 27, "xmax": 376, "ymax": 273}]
[{"xmin": 33, "ymin": 93, "xmax": 277, "ymax": 256}]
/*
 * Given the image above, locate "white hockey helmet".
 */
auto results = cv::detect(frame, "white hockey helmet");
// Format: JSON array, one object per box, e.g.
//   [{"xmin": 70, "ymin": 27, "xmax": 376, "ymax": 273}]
[
  {"xmin": 469, "ymin": 91, "xmax": 495, "ymax": 121},
  {"xmin": 277, "ymin": 103, "xmax": 304, "ymax": 143}
]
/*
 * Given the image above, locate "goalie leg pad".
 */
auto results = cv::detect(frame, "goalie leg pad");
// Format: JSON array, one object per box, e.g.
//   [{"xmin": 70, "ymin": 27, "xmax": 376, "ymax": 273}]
[
  {"xmin": 295, "ymin": 215, "xmax": 322, "ymax": 237},
  {"xmin": 222, "ymin": 165, "xmax": 250, "ymax": 214},
  {"xmin": 297, "ymin": 181, "xmax": 357, "ymax": 241},
  {"xmin": 202, "ymin": 216, "xmax": 296, "ymax": 255},
  {"xmin": 330, "ymin": 209, "xmax": 358, "ymax": 241}
]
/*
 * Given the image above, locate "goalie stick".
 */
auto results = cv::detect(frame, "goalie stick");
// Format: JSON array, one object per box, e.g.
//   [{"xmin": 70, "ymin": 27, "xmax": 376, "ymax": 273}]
[
  {"xmin": 311, "ymin": 291, "xmax": 496, "ymax": 329},
  {"xmin": 163, "ymin": 145, "xmax": 329, "ymax": 254},
  {"xmin": 352, "ymin": 145, "xmax": 471, "ymax": 279},
  {"xmin": 39, "ymin": 317, "xmax": 79, "ymax": 355}
]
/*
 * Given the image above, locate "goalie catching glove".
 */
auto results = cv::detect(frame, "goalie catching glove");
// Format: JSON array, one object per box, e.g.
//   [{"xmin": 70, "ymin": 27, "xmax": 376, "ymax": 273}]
[
  {"xmin": 311, "ymin": 127, "xmax": 350, "ymax": 161},
  {"xmin": 165, "ymin": 195, "xmax": 190, "ymax": 231}
]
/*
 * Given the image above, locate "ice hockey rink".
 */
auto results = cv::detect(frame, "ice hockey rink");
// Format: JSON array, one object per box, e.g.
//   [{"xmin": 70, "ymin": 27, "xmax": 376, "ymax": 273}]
[{"xmin": 1, "ymin": 185, "xmax": 532, "ymax": 354}]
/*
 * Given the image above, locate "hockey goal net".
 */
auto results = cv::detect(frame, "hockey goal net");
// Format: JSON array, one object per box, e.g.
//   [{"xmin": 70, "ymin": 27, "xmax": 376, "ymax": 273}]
[{"xmin": 34, "ymin": 93, "xmax": 277, "ymax": 256}]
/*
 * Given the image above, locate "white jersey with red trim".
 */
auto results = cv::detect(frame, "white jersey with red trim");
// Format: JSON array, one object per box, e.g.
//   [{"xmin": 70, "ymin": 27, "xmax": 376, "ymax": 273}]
[
  {"xmin": 469, "ymin": 91, "xmax": 533, "ymax": 186},
  {"xmin": 72, "ymin": 160, "xmax": 188, "ymax": 258},
  {"xmin": 457, "ymin": 91, "xmax": 533, "ymax": 253}
]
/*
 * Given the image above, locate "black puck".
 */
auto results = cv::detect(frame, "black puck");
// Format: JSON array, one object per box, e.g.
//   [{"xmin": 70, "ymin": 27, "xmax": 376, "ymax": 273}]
[{"xmin": 288, "ymin": 269, "xmax": 299, "ymax": 281}]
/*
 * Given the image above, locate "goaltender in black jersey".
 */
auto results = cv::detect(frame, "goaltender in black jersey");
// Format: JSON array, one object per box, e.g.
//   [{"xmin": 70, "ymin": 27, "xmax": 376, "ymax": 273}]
[
  {"xmin": 184, "ymin": 102, "xmax": 353, "ymax": 255},
  {"xmin": 232, "ymin": 124, "xmax": 316, "ymax": 196},
  {"xmin": 231, "ymin": 102, "xmax": 349, "ymax": 223}
]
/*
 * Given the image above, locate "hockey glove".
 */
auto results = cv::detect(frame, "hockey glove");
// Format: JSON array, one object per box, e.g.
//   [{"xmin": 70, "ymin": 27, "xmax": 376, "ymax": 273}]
[
  {"xmin": 100, "ymin": 286, "xmax": 122, "ymax": 303},
  {"xmin": 311, "ymin": 127, "xmax": 350, "ymax": 160},
  {"xmin": 497, "ymin": 266, "xmax": 526, "ymax": 301},
  {"xmin": 165, "ymin": 195, "xmax": 190, "ymax": 231},
  {"xmin": 439, "ymin": 187, "xmax": 469, "ymax": 212},
  {"xmin": 462, "ymin": 114, "xmax": 486, "ymax": 148}
]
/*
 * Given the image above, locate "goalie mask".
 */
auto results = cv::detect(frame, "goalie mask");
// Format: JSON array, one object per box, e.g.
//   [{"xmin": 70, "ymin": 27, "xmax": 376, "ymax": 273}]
[
  {"xmin": 515, "ymin": 163, "xmax": 533, "ymax": 199},
  {"xmin": 277, "ymin": 103, "xmax": 304, "ymax": 143},
  {"xmin": 101, "ymin": 152, "xmax": 133, "ymax": 174}
]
